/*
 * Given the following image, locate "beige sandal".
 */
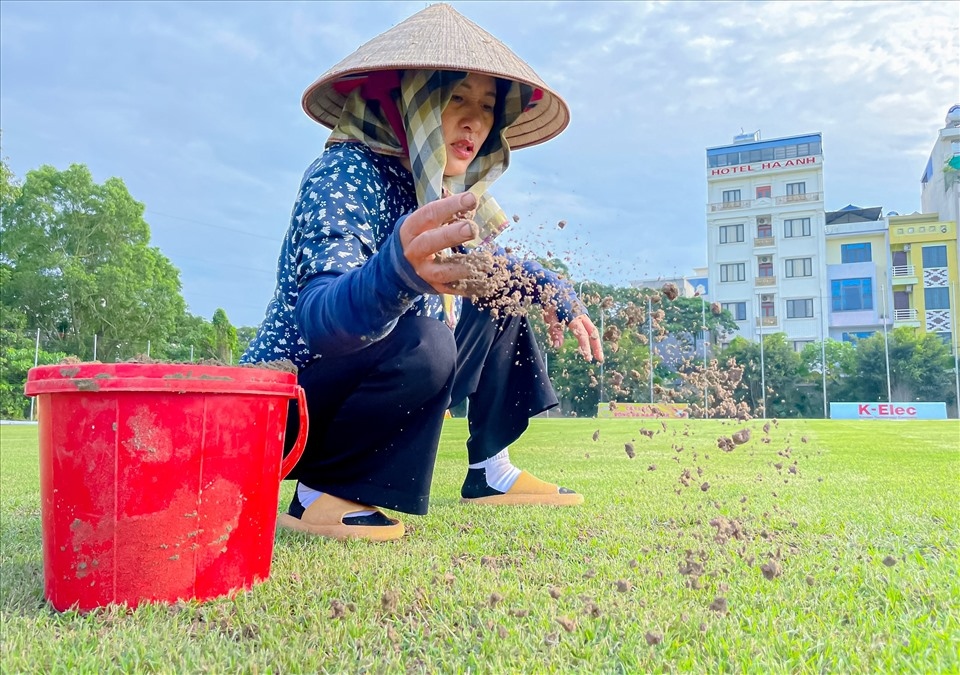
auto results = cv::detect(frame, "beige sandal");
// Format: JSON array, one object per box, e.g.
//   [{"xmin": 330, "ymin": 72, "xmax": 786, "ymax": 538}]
[
  {"xmin": 460, "ymin": 470, "xmax": 585, "ymax": 506},
  {"xmin": 277, "ymin": 493, "xmax": 405, "ymax": 541}
]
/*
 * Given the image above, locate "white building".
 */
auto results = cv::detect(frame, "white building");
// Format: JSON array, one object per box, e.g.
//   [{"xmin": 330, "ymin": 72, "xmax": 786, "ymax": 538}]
[
  {"xmin": 920, "ymin": 105, "xmax": 960, "ymax": 227},
  {"xmin": 705, "ymin": 131, "xmax": 828, "ymax": 351}
]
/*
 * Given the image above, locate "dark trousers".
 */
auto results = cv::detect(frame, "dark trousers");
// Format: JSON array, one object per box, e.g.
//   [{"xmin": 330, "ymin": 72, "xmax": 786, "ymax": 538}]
[{"xmin": 284, "ymin": 300, "xmax": 558, "ymax": 514}]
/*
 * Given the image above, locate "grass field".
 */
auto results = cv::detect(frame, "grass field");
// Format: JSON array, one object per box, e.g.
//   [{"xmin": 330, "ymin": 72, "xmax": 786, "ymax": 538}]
[{"xmin": 1, "ymin": 418, "xmax": 958, "ymax": 673}]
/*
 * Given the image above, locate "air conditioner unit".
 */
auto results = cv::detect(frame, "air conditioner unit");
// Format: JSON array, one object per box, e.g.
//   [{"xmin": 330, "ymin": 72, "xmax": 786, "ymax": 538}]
[
  {"xmin": 903, "ymin": 244, "xmax": 911, "ymax": 251},
  {"xmin": 759, "ymin": 256, "xmax": 771, "ymax": 263},
  {"xmin": 905, "ymin": 285, "xmax": 913, "ymax": 294},
  {"xmin": 761, "ymin": 294, "xmax": 773, "ymax": 302},
  {"xmin": 757, "ymin": 216, "xmax": 771, "ymax": 226}
]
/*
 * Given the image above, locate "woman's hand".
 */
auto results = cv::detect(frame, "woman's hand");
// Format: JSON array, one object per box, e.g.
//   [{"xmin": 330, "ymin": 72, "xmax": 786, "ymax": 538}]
[
  {"xmin": 543, "ymin": 306, "xmax": 604, "ymax": 363},
  {"xmin": 399, "ymin": 192, "xmax": 483, "ymax": 295}
]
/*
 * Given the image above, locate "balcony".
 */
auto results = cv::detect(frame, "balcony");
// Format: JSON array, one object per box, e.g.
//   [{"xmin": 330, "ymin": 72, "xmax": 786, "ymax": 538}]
[
  {"xmin": 756, "ymin": 316, "xmax": 778, "ymax": 327},
  {"xmin": 893, "ymin": 308, "xmax": 920, "ymax": 326},
  {"xmin": 891, "ymin": 265, "xmax": 918, "ymax": 285},
  {"xmin": 754, "ymin": 236, "xmax": 775, "ymax": 247},
  {"xmin": 775, "ymin": 192, "xmax": 822, "ymax": 205},
  {"xmin": 755, "ymin": 276, "xmax": 776, "ymax": 286},
  {"xmin": 709, "ymin": 200, "xmax": 752, "ymax": 212}
]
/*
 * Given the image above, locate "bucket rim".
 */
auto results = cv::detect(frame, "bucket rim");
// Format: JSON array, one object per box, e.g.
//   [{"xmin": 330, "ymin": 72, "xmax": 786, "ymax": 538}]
[{"xmin": 25, "ymin": 362, "xmax": 299, "ymax": 397}]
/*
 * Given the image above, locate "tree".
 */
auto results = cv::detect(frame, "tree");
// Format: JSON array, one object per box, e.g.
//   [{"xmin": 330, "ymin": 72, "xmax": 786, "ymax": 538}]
[
  {"xmin": 211, "ymin": 309, "xmax": 238, "ymax": 364},
  {"xmin": 799, "ymin": 339, "xmax": 857, "ymax": 414},
  {"xmin": 661, "ymin": 296, "xmax": 738, "ymax": 351},
  {"xmin": 0, "ymin": 327, "xmax": 67, "ymax": 419},
  {"xmin": 235, "ymin": 325, "xmax": 258, "ymax": 362},
  {"xmin": 720, "ymin": 333, "xmax": 815, "ymax": 418},
  {"xmin": 157, "ymin": 312, "xmax": 213, "ymax": 362},
  {"xmin": 840, "ymin": 328, "xmax": 955, "ymax": 404},
  {"xmin": 0, "ymin": 163, "xmax": 186, "ymax": 360}
]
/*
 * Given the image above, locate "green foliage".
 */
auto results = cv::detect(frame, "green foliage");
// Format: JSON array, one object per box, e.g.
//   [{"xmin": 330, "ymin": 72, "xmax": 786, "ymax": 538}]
[
  {"xmin": 0, "ymin": 328, "xmax": 66, "ymax": 419},
  {"xmin": 211, "ymin": 308, "xmax": 238, "ymax": 364},
  {"xmin": 839, "ymin": 328, "xmax": 956, "ymax": 404},
  {"xmin": 661, "ymin": 296, "xmax": 738, "ymax": 349},
  {"xmin": 798, "ymin": 339, "xmax": 858, "ymax": 415},
  {"xmin": 235, "ymin": 325, "xmax": 258, "ymax": 361},
  {"xmin": 0, "ymin": 163, "xmax": 185, "ymax": 360},
  {"xmin": 720, "ymin": 333, "xmax": 816, "ymax": 418}
]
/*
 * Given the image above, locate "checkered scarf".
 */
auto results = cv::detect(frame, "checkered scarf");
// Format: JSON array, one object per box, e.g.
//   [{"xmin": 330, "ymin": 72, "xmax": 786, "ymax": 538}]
[{"xmin": 327, "ymin": 69, "xmax": 534, "ymax": 246}]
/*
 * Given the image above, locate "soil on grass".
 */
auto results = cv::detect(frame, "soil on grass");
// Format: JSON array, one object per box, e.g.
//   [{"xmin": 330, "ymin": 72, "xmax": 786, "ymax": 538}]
[
  {"xmin": 761, "ymin": 559, "xmax": 782, "ymax": 580},
  {"xmin": 709, "ymin": 596, "xmax": 728, "ymax": 614}
]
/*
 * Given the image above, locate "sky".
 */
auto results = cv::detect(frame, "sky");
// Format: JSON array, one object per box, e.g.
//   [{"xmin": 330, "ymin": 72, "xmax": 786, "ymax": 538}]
[{"xmin": 1, "ymin": 1, "xmax": 958, "ymax": 328}]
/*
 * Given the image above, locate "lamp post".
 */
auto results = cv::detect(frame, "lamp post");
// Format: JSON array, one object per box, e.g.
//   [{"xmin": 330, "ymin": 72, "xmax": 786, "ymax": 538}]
[
  {"xmin": 880, "ymin": 283, "xmax": 892, "ymax": 403},
  {"xmin": 647, "ymin": 295, "xmax": 654, "ymax": 403},
  {"xmin": 820, "ymin": 292, "xmax": 828, "ymax": 419},
  {"xmin": 701, "ymin": 297, "xmax": 708, "ymax": 416},
  {"xmin": 599, "ymin": 310, "xmax": 605, "ymax": 403},
  {"xmin": 757, "ymin": 293, "xmax": 767, "ymax": 419},
  {"xmin": 952, "ymin": 281, "xmax": 960, "ymax": 417},
  {"xmin": 29, "ymin": 328, "xmax": 40, "ymax": 422}
]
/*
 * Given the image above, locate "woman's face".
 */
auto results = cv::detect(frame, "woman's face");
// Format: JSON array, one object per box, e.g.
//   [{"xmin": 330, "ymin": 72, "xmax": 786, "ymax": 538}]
[{"xmin": 440, "ymin": 72, "xmax": 497, "ymax": 177}]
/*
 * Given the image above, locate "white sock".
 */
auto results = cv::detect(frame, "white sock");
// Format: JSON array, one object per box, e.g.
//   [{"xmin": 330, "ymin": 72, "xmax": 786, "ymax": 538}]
[
  {"xmin": 469, "ymin": 448, "xmax": 521, "ymax": 493},
  {"xmin": 297, "ymin": 483, "xmax": 374, "ymax": 518}
]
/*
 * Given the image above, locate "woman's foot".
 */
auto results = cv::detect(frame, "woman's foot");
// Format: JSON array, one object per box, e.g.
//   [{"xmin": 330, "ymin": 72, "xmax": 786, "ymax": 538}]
[
  {"xmin": 277, "ymin": 489, "xmax": 405, "ymax": 541},
  {"xmin": 460, "ymin": 468, "xmax": 584, "ymax": 506}
]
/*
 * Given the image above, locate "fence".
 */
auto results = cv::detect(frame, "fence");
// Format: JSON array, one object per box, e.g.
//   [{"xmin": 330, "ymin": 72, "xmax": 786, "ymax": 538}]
[{"xmin": 1, "ymin": 328, "xmax": 242, "ymax": 421}]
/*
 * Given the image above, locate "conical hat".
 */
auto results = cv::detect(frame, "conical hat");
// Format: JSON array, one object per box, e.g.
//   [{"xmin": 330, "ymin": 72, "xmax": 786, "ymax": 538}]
[{"xmin": 302, "ymin": 3, "xmax": 569, "ymax": 150}]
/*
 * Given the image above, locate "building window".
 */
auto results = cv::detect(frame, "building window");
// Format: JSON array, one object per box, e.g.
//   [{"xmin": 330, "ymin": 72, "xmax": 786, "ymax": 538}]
[
  {"xmin": 721, "ymin": 302, "xmax": 747, "ymax": 321},
  {"xmin": 840, "ymin": 242, "xmax": 872, "ymax": 263},
  {"xmin": 719, "ymin": 263, "xmax": 746, "ymax": 282},
  {"xmin": 922, "ymin": 245, "xmax": 948, "ymax": 268},
  {"xmin": 761, "ymin": 300, "xmax": 775, "ymax": 317},
  {"xmin": 831, "ymin": 278, "xmax": 873, "ymax": 311},
  {"xmin": 786, "ymin": 298, "xmax": 814, "ymax": 318},
  {"xmin": 719, "ymin": 224, "xmax": 744, "ymax": 244},
  {"xmin": 722, "ymin": 189, "xmax": 741, "ymax": 203},
  {"xmin": 758, "ymin": 261, "xmax": 773, "ymax": 277},
  {"xmin": 784, "ymin": 258, "xmax": 813, "ymax": 278},
  {"xmin": 786, "ymin": 182, "xmax": 806, "ymax": 195},
  {"xmin": 756, "ymin": 185, "xmax": 771, "ymax": 199},
  {"xmin": 938, "ymin": 332, "xmax": 953, "ymax": 346},
  {"xmin": 784, "ymin": 218, "xmax": 811, "ymax": 238},
  {"xmin": 792, "ymin": 340, "xmax": 813, "ymax": 352},
  {"xmin": 925, "ymin": 287, "xmax": 950, "ymax": 310},
  {"xmin": 757, "ymin": 221, "xmax": 772, "ymax": 238},
  {"xmin": 707, "ymin": 140, "xmax": 821, "ymax": 167}
]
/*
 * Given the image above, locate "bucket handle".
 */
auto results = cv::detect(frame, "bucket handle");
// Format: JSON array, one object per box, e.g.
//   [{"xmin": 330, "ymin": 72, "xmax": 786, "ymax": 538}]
[{"xmin": 279, "ymin": 385, "xmax": 309, "ymax": 479}]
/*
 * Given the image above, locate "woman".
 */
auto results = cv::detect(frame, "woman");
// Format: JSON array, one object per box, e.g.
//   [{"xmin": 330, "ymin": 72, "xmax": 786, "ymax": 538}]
[{"xmin": 242, "ymin": 4, "xmax": 603, "ymax": 541}]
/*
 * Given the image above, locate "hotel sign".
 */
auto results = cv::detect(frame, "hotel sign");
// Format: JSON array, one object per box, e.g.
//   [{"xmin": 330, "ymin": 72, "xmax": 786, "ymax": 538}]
[{"xmin": 709, "ymin": 156, "xmax": 818, "ymax": 176}]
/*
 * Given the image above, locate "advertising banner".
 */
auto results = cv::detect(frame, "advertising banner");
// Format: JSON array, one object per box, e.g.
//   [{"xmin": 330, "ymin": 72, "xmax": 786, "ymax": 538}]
[
  {"xmin": 829, "ymin": 402, "xmax": 947, "ymax": 420},
  {"xmin": 597, "ymin": 403, "xmax": 689, "ymax": 419}
]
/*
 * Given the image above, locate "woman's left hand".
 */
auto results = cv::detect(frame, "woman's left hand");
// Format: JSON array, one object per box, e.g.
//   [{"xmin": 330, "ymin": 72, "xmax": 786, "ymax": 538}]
[{"xmin": 543, "ymin": 306, "xmax": 604, "ymax": 363}]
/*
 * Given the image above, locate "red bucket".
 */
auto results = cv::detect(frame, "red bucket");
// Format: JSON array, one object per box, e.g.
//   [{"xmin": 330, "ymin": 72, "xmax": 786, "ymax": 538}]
[{"xmin": 24, "ymin": 362, "xmax": 308, "ymax": 612}]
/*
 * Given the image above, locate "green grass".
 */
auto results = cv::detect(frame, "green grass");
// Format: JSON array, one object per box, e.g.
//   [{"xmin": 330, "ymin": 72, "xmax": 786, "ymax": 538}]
[{"xmin": 1, "ymin": 419, "xmax": 958, "ymax": 673}]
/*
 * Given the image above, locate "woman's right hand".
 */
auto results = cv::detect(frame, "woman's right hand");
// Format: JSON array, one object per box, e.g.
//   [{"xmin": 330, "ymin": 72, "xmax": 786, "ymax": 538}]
[{"xmin": 399, "ymin": 191, "xmax": 483, "ymax": 295}]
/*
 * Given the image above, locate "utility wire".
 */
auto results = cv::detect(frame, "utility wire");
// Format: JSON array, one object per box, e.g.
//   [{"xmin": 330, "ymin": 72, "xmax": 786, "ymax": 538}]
[
  {"xmin": 146, "ymin": 209, "xmax": 280, "ymax": 241},
  {"xmin": 167, "ymin": 250, "xmax": 276, "ymax": 276}
]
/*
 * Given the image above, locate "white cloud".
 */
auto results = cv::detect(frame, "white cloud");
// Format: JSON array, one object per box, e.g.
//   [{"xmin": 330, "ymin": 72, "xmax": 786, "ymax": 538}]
[{"xmin": 1, "ymin": 0, "xmax": 957, "ymax": 325}]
